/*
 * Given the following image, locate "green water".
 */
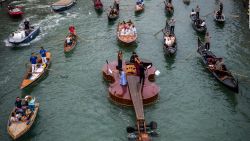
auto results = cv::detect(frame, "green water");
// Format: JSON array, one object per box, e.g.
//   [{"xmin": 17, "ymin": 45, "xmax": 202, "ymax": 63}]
[{"xmin": 0, "ymin": 0, "xmax": 250, "ymax": 141}]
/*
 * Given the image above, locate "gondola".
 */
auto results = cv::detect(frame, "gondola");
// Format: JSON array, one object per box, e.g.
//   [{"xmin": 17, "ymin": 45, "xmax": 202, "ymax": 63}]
[
  {"xmin": 107, "ymin": 6, "xmax": 119, "ymax": 21},
  {"xmin": 164, "ymin": 1, "xmax": 174, "ymax": 15},
  {"xmin": 7, "ymin": 101, "xmax": 39, "ymax": 140},
  {"xmin": 8, "ymin": 25, "xmax": 40, "ymax": 45},
  {"xmin": 135, "ymin": 3, "xmax": 144, "ymax": 13},
  {"xmin": 93, "ymin": 0, "xmax": 103, "ymax": 11},
  {"xmin": 116, "ymin": 21, "xmax": 137, "ymax": 44},
  {"xmin": 64, "ymin": 34, "xmax": 77, "ymax": 53},
  {"xmin": 20, "ymin": 52, "xmax": 51, "ymax": 89},
  {"xmin": 162, "ymin": 23, "xmax": 176, "ymax": 55},
  {"xmin": 214, "ymin": 11, "xmax": 225, "ymax": 24},
  {"xmin": 8, "ymin": 5, "xmax": 24, "ymax": 17},
  {"xmin": 191, "ymin": 18, "xmax": 207, "ymax": 34},
  {"xmin": 197, "ymin": 38, "xmax": 238, "ymax": 92},
  {"xmin": 51, "ymin": 0, "xmax": 76, "ymax": 12}
]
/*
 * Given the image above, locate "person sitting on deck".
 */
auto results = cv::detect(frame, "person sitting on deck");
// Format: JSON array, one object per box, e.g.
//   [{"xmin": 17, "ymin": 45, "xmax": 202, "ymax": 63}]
[
  {"xmin": 24, "ymin": 19, "xmax": 30, "ymax": 30},
  {"xmin": 10, "ymin": 112, "xmax": 18, "ymax": 123},
  {"xmin": 30, "ymin": 53, "xmax": 38, "ymax": 74},
  {"xmin": 40, "ymin": 47, "xmax": 47, "ymax": 66},
  {"xmin": 215, "ymin": 58, "xmax": 225, "ymax": 71},
  {"xmin": 190, "ymin": 9, "xmax": 196, "ymax": 16},
  {"xmin": 15, "ymin": 97, "xmax": 22, "ymax": 109},
  {"xmin": 66, "ymin": 36, "xmax": 72, "ymax": 46}
]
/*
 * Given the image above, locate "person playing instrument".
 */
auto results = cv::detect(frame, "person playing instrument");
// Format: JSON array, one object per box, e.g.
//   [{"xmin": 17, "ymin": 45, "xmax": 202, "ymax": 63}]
[
  {"xmin": 205, "ymin": 32, "xmax": 211, "ymax": 50},
  {"xmin": 30, "ymin": 53, "xmax": 37, "ymax": 74},
  {"xmin": 195, "ymin": 5, "xmax": 200, "ymax": 19},
  {"xmin": 168, "ymin": 18, "xmax": 176, "ymax": 34},
  {"xmin": 39, "ymin": 47, "xmax": 47, "ymax": 66},
  {"xmin": 130, "ymin": 52, "xmax": 137, "ymax": 63}
]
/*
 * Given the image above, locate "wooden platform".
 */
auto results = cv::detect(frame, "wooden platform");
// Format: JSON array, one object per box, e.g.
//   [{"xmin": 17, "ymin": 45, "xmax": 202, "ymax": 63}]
[{"xmin": 127, "ymin": 75, "xmax": 144, "ymax": 120}]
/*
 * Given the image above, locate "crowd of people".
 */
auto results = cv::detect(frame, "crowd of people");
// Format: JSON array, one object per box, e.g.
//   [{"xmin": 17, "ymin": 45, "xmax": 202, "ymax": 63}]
[
  {"xmin": 9, "ymin": 96, "xmax": 36, "ymax": 124},
  {"xmin": 118, "ymin": 20, "xmax": 137, "ymax": 36}
]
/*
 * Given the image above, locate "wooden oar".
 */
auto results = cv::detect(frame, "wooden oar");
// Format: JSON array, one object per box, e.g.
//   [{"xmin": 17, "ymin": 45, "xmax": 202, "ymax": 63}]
[
  {"xmin": 153, "ymin": 29, "xmax": 163, "ymax": 36},
  {"xmin": 201, "ymin": 11, "xmax": 214, "ymax": 17}
]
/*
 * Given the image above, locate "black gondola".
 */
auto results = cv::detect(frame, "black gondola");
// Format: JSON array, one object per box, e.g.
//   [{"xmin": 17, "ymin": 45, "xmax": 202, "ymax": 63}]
[
  {"xmin": 214, "ymin": 11, "xmax": 225, "ymax": 24},
  {"xmin": 107, "ymin": 5, "xmax": 119, "ymax": 21},
  {"xmin": 197, "ymin": 38, "xmax": 239, "ymax": 92},
  {"xmin": 191, "ymin": 18, "xmax": 207, "ymax": 34},
  {"xmin": 162, "ymin": 23, "xmax": 177, "ymax": 55}
]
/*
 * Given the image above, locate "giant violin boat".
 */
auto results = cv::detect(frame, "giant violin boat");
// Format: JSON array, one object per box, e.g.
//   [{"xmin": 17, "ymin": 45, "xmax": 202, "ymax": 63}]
[{"xmin": 102, "ymin": 54, "xmax": 160, "ymax": 140}]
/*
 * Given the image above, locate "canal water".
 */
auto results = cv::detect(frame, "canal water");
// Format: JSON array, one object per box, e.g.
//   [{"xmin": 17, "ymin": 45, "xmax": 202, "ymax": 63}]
[{"xmin": 0, "ymin": 0, "xmax": 250, "ymax": 141}]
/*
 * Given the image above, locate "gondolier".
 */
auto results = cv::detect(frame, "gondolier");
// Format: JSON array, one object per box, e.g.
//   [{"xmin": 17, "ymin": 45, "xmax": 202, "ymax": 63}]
[
  {"xmin": 114, "ymin": 0, "xmax": 119, "ymax": 11},
  {"xmin": 39, "ymin": 47, "xmax": 47, "ymax": 66},
  {"xmin": 219, "ymin": 2, "xmax": 223, "ymax": 13},
  {"xmin": 195, "ymin": 5, "xmax": 200, "ymax": 19},
  {"xmin": 168, "ymin": 18, "xmax": 176, "ymax": 34},
  {"xmin": 30, "ymin": 53, "xmax": 37, "ymax": 74}
]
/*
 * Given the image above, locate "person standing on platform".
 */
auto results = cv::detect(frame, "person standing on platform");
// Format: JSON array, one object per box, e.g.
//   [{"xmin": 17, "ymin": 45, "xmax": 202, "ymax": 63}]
[
  {"xmin": 30, "ymin": 53, "xmax": 37, "ymax": 74},
  {"xmin": 117, "ymin": 50, "xmax": 123, "ymax": 70},
  {"xmin": 168, "ymin": 18, "xmax": 176, "ymax": 34},
  {"xmin": 139, "ymin": 63, "xmax": 145, "ymax": 85},
  {"xmin": 195, "ymin": 5, "xmax": 200, "ymax": 19},
  {"xmin": 39, "ymin": 47, "xmax": 47, "ymax": 66}
]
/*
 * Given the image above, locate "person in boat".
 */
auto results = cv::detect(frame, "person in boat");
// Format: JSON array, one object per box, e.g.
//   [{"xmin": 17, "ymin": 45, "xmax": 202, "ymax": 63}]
[
  {"xmin": 66, "ymin": 35, "xmax": 72, "ymax": 46},
  {"xmin": 24, "ymin": 19, "xmax": 30, "ymax": 30},
  {"xmin": 127, "ymin": 19, "xmax": 133, "ymax": 25},
  {"xmin": 69, "ymin": 25, "xmax": 76, "ymax": 39},
  {"xmin": 131, "ymin": 25, "xmax": 137, "ymax": 35},
  {"xmin": 139, "ymin": 63, "xmax": 145, "ymax": 85},
  {"xmin": 200, "ymin": 20, "xmax": 206, "ymax": 27},
  {"xmin": 95, "ymin": 0, "xmax": 102, "ymax": 7},
  {"xmin": 219, "ymin": 2, "xmax": 223, "ymax": 13},
  {"xmin": 134, "ymin": 55, "xmax": 141, "ymax": 75},
  {"xmin": 114, "ymin": 0, "xmax": 119, "ymax": 11},
  {"xmin": 205, "ymin": 32, "xmax": 211, "ymax": 50},
  {"xmin": 27, "ymin": 96, "xmax": 35, "ymax": 112},
  {"xmin": 215, "ymin": 58, "xmax": 225, "ymax": 71},
  {"xmin": 30, "ymin": 52, "xmax": 38, "ymax": 74},
  {"xmin": 168, "ymin": 18, "xmax": 176, "ymax": 34},
  {"xmin": 166, "ymin": 2, "xmax": 173, "ymax": 11},
  {"xmin": 117, "ymin": 50, "xmax": 123, "ymax": 70},
  {"xmin": 190, "ymin": 8, "xmax": 196, "ymax": 17},
  {"xmin": 195, "ymin": 5, "xmax": 200, "ymax": 19},
  {"xmin": 8, "ymin": 5, "xmax": 14, "ymax": 10},
  {"xmin": 15, "ymin": 97, "xmax": 22, "ymax": 109},
  {"xmin": 39, "ymin": 47, "xmax": 47, "ymax": 66},
  {"xmin": 10, "ymin": 112, "xmax": 18, "ymax": 123},
  {"xmin": 168, "ymin": 0, "xmax": 172, "ymax": 3}
]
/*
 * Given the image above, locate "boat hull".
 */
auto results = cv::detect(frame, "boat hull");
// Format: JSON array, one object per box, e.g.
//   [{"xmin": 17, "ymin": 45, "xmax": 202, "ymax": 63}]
[
  {"xmin": 8, "ymin": 26, "xmax": 40, "ymax": 45},
  {"xmin": 51, "ymin": 0, "xmax": 76, "ymax": 12}
]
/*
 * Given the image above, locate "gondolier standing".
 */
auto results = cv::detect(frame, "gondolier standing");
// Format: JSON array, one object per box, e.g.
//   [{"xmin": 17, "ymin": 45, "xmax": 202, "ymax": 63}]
[
  {"xmin": 168, "ymin": 18, "xmax": 176, "ymax": 34},
  {"xmin": 40, "ymin": 47, "xmax": 47, "ymax": 66},
  {"xmin": 117, "ymin": 50, "xmax": 123, "ymax": 70},
  {"xmin": 195, "ymin": 5, "xmax": 200, "ymax": 19},
  {"xmin": 30, "ymin": 53, "xmax": 37, "ymax": 74},
  {"xmin": 114, "ymin": 0, "xmax": 119, "ymax": 11},
  {"xmin": 205, "ymin": 32, "xmax": 211, "ymax": 50},
  {"xmin": 219, "ymin": 2, "xmax": 223, "ymax": 13}
]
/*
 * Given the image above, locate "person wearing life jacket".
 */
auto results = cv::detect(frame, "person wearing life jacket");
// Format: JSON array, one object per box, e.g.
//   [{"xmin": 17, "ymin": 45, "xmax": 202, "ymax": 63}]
[
  {"xmin": 30, "ymin": 53, "xmax": 37, "ymax": 74},
  {"xmin": 39, "ymin": 47, "xmax": 47, "ymax": 66}
]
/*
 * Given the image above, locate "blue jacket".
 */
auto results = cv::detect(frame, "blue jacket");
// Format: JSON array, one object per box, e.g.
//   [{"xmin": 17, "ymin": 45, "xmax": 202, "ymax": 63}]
[
  {"xmin": 40, "ymin": 49, "xmax": 47, "ymax": 57},
  {"xmin": 30, "ymin": 56, "xmax": 37, "ymax": 64}
]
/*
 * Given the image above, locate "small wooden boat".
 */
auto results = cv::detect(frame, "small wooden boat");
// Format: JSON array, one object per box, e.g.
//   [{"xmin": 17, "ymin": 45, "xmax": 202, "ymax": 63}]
[
  {"xmin": 117, "ymin": 22, "xmax": 137, "ymax": 44},
  {"xmin": 163, "ymin": 23, "xmax": 176, "ymax": 55},
  {"xmin": 7, "ymin": 102, "xmax": 39, "ymax": 140},
  {"xmin": 197, "ymin": 38, "xmax": 238, "ymax": 92},
  {"xmin": 164, "ymin": 1, "xmax": 174, "ymax": 15},
  {"xmin": 135, "ymin": 3, "xmax": 144, "ymax": 13},
  {"xmin": 20, "ymin": 52, "xmax": 51, "ymax": 89},
  {"xmin": 8, "ymin": 25, "xmax": 40, "ymax": 45},
  {"xmin": 93, "ymin": 0, "xmax": 103, "ymax": 11},
  {"xmin": 107, "ymin": 7, "xmax": 119, "ymax": 21},
  {"xmin": 64, "ymin": 34, "xmax": 77, "ymax": 52},
  {"xmin": 191, "ymin": 18, "xmax": 207, "ymax": 34},
  {"xmin": 8, "ymin": 5, "xmax": 24, "ymax": 17},
  {"xmin": 214, "ymin": 11, "xmax": 225, "ymax": 24},
  {"xmin": 51, "ymin": 0, "xmax": 76, "ymax": 12}
]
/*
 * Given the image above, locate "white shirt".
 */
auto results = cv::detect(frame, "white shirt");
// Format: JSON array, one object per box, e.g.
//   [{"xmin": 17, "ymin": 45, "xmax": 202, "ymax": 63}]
[
  {"xmin": 191, "ymin": 11, "xmax": 196, "ymax": 15},
  {"xmin": 66, "ymin": 37, "xmax": 71, "ymax": 43},
  {"xmin": 132, "ymin": 27, "xmax": 137, "ymax": 34},
  {"xmin": 201, "ymin": 22, "xmax": 206, "ymax": 27}
]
